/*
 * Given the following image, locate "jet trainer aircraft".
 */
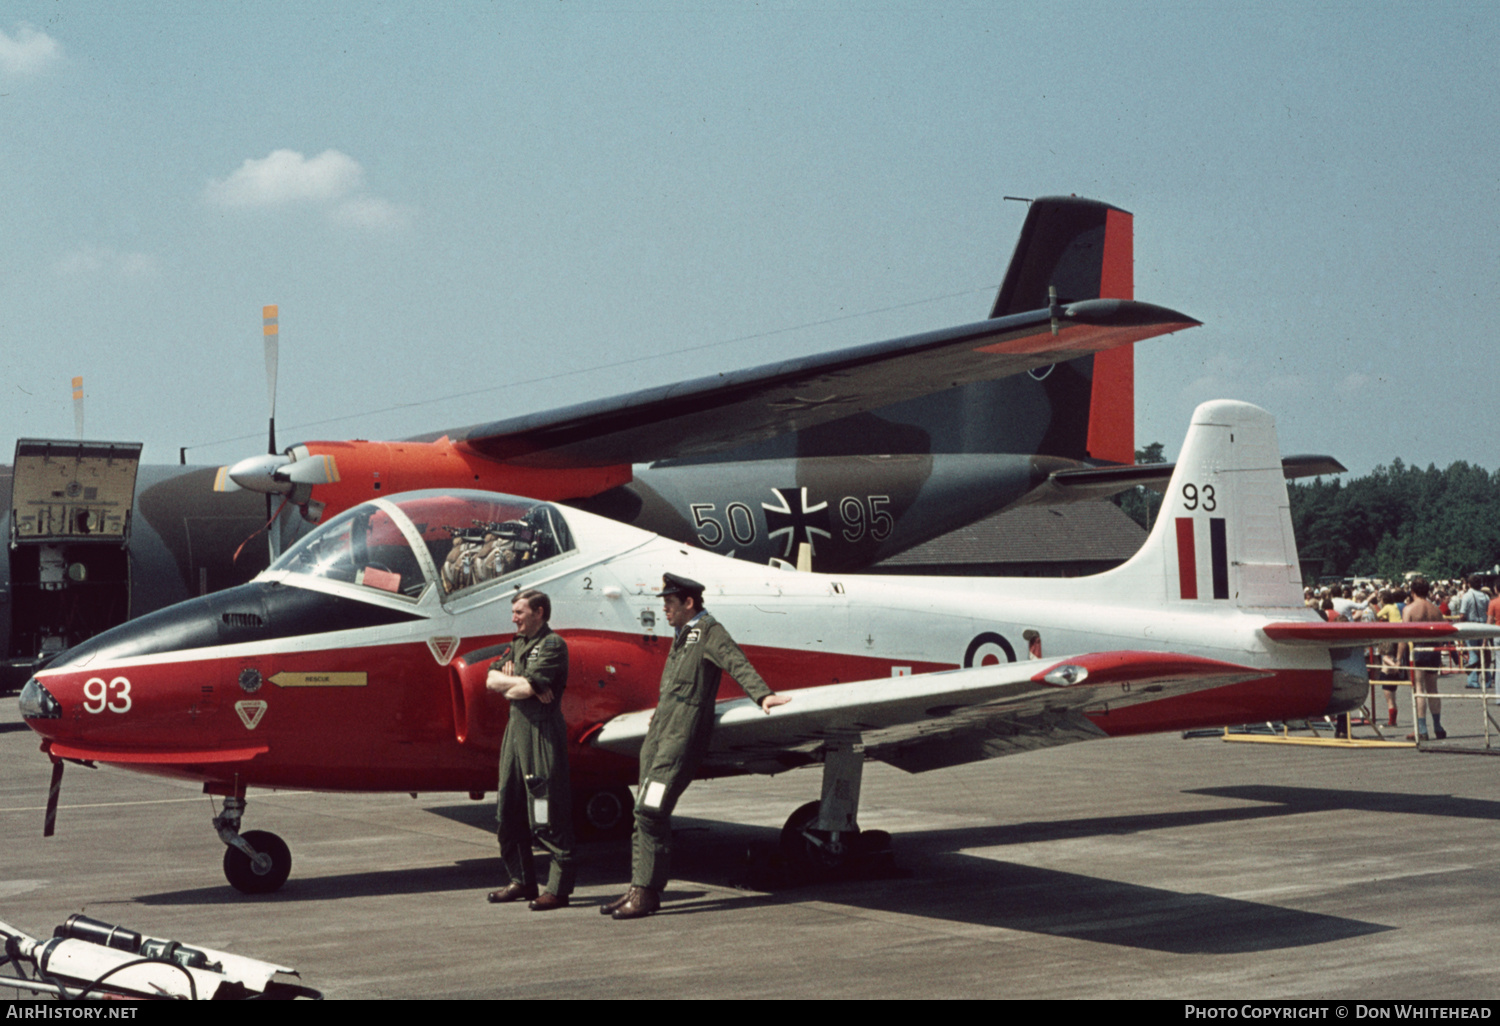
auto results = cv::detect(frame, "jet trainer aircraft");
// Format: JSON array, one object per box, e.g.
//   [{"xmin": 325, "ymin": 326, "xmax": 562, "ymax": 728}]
[
  {"xmin": 3, "ymin": 197, "xmax": 1200, "ymax": 694},
  {"xmin": 20, "ymin": 399, "xmax": 1486, "ymax": 894}
]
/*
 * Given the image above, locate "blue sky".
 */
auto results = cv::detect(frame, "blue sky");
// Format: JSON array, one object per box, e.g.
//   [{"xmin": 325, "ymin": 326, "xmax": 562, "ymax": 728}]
[{"xmin": 2, "ymin": 2, "xmax": 1495, "ymax": 476}]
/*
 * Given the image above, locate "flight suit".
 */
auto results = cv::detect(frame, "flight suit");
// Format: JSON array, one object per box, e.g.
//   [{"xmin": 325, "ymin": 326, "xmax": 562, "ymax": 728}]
[
  {"xmin": 495, "ymin": 626, "xmax": 575, "ymax": 897},
  {"xmin": 631, "ymin": 612, "xmax": 772, "ymax": 890}
]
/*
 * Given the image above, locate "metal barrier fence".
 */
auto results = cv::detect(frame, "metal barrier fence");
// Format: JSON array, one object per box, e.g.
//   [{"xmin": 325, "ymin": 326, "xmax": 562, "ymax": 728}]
[{"xmin": 1218, "ymin": 639, "xmax": 1500, "ymax": 750}]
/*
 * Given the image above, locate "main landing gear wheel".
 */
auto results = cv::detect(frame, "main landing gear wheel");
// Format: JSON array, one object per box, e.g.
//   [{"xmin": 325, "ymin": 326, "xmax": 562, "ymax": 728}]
[
  {"xmin": 223, "ymin": 829, "xmax": 292, "ymax": 894},
  {"xmin": 780, "ymin": 801, "xmax": 852, "ymax": 869},
  {"xmin": 575, "ymin": 786, "xmax": 634, "ymax": 842},
  {"xmin": 780, "ymin": 801, "xmax": 894, "ymax": 877}
]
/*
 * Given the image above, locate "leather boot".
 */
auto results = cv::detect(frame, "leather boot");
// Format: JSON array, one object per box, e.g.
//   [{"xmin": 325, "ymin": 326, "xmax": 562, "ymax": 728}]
[
  {"xmin": 486, "ymin": 881, "xmax": 538, "ymax": 903},
  {"xmin": 600, "ymin": 889, "xmax": 632, "ymax": 915},
  {"xmin": 611, "ymin": 886, "xmax": 660, "ymax": 920}
]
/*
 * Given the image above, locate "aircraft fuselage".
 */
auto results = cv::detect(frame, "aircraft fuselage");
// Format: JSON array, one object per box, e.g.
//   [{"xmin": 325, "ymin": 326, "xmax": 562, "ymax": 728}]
[{"xmin": 21, "ymin": 497, "xmax": 1345, "ymax": 797}]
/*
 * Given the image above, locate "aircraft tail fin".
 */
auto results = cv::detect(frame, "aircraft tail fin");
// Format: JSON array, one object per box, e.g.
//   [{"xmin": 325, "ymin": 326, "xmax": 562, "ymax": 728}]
[
  {"xmin": 1104, "ymin": 400, "xmax": 1305, "ymax": 611},
  {"xmin": 990, "ymin": 196, "xmax": 1133, "ymax": 317},
  {"xmin": 990, "ymin": 196, "xmax": 1136, "ymax": 466}
]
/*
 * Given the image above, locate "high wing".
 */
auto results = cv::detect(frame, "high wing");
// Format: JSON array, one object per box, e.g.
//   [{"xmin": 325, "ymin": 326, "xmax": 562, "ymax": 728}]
[
  {"xmin": 593, "ymin": 650, "xmax": 1266, "ymax": 776},
  {"xmin": 430, "ymin": 299, "xmax": 1198, "ymax": 469},
  {"xmin": 1005, "ymin": 453, "xmax": 1349, "ymax": 509}
]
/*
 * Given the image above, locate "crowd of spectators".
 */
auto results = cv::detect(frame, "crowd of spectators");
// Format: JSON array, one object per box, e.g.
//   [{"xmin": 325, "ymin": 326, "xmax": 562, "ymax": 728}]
[{"xmin": 1303, "ymin": 575, "xmax": 1498, "ymax": 738}]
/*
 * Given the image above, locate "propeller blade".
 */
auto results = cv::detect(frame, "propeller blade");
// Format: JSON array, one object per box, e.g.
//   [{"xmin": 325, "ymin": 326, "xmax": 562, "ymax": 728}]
[
  {"xmin": 71, "ymin": 376, "xmax": 84, "ymax": 441},
  {"xmin": 263, "ymin": 305, "xmax": 279, "ymax": 455},
  {"xmin": 231, "ymin": 496, "xmax": 292, "ymax": 565}
]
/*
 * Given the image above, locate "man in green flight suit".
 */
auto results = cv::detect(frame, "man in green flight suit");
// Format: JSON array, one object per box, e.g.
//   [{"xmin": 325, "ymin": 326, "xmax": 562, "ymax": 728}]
[
  {"xmin": 485, "ymin": 589, "xmax": 576, "ymax": 910},
  {"xmin": 606, "ymin": 573, "xmax": 791, "ymax": 920}
]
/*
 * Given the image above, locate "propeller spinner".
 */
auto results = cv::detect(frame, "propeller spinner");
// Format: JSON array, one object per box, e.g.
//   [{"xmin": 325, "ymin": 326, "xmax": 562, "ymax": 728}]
[{"xmin": 215, "ymin": 447, "xmax": 339, "ymax": 501}]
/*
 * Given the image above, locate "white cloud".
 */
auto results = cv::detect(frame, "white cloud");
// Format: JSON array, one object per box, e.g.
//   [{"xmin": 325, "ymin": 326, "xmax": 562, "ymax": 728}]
[
  {"xmin": 205, "ymin": 148, "xmax": 412, "ymax": 230},
  {"xmin": 205, "ymin": 149, "xmax": 364, "ymax": 208},
  {"xmin": 54, "ymin": 245, "xmax": 158, "ymax": 279},
  {"xmin": 0, "ymin": 23, "xmax": 61, "ymax": 77}
]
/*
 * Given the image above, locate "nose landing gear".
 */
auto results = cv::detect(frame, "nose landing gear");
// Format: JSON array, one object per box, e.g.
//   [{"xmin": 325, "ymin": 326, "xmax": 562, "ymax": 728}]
[{"xmin": 214, "ymin": 795, "xmax": 292, "ymax": 894}]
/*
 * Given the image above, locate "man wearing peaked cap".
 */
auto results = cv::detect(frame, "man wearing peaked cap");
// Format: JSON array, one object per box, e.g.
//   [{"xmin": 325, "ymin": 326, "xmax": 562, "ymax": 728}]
[
  {"xmin": 605, "ymin": 573, "xmax": 791, "ymax": 920},
  {"xmin": 656, "ymin": 572, "xmax": 704, "ymax": 600}
]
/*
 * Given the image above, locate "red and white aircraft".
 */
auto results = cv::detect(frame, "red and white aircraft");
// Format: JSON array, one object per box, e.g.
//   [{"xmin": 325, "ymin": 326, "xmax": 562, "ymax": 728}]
[{"xmin": 20, "ymin": 399, "xmax": 1493, "ymax": 893}]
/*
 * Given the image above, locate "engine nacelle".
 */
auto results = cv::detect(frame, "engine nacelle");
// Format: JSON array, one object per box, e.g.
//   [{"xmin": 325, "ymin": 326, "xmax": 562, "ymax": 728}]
[{"xmin": 450, "ymin": 634, "xmax": 656, "ymax": 749}]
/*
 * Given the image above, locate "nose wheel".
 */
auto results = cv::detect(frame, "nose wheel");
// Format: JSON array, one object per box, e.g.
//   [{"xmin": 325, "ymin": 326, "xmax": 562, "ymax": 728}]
[
  {"xmin": 222, "ymin": 829, "xmax": 293, "ymax": 894},
  {"xmin": 214, "ymin": 795, "xmax": 293, "ymax": 894}
]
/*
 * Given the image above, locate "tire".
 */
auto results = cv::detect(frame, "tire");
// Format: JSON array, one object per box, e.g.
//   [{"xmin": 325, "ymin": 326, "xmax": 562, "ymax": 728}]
[
  {"xmin": 575, "ymin": 786, "xmax": 634, "ymax": 842},
  {"xmin": 780, "ymin": 800, "xmax": 858, "ymax": 869},
  {"xmin": 223, "ymin": 830, "xmax": 292, "ymax": 894}
]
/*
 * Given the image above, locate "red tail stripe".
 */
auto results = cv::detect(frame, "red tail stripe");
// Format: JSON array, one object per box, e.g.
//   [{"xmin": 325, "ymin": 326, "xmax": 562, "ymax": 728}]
[{"xmin": 1176, "ymin": 517, "xmax": 1197, "ymax": 599}]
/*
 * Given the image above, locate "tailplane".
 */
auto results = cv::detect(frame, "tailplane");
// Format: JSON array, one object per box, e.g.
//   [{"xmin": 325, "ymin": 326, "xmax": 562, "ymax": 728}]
[{"xmin": 1104, "ymin": 400, "xmax": 1304, "ymax": 611}]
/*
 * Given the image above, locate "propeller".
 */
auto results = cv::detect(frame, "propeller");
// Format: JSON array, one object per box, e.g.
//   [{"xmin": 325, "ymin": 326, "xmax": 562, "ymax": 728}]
[
  {"xmin": 71, "ymin": 375, "xmax": 84, "ymax": 440},
  {"xmin": 215, "ymin": 306, "xmax": 281, "ymax": 499},
  {"xmin": 213, "ymin": 305, "xmax": 343, "ymax": 562}
]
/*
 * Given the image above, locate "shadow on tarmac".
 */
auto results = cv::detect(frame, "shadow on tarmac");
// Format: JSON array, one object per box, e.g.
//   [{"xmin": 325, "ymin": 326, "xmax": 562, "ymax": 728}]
[
  {"xmin": 424, "ymin": 789, "xmax": 1429, "ymax": 953},
  {"xmin": 133, "ymin": 784, "xmax": 1429, "ymax": 953},
  {"xmin": 1189, "ymin": 784, "xmax": 1500, "ymax": 822}
]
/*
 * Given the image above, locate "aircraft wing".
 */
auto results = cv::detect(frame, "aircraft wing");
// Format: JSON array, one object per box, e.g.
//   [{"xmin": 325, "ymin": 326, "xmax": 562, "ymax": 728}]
[
  {"xmin": 1006, "ymin": 453, "xmax": 1348, "ymax": 509},
  {"xmin": 592, "ymin": 650, "xmax": 1265, "ymax": 776},
  {"xmin": 435, "ymin": 299, "xmax": 1198, "ymax": 469}
]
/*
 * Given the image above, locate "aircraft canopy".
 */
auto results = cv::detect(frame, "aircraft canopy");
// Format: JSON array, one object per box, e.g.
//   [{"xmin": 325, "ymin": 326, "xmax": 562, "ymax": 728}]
[{"xmin": 269, "ymin": 491, "xmax": 576, "ymax": 603}]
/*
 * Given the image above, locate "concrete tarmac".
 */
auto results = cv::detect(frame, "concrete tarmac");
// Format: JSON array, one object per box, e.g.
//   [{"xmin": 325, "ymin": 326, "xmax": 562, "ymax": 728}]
[{"xmin": 3, "ymin": 679, "xmax": 1499, "ymax": 1000}]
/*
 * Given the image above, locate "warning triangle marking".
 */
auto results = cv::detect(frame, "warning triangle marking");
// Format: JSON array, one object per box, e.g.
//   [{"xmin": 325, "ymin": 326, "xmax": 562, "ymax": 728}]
[
  {"xmin": 428, "ymin": 636, "xmax": 461, "ymax": 665},
  {"xmin": 235, "ymin": 700, "xmax": 267, "ymax": 730}
]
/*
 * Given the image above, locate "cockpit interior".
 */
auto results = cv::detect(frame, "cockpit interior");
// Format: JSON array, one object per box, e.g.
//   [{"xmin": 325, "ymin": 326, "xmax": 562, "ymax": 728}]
[{"xmin": 269, "ymin": 492, "xmax": 576, "ymax": 603}]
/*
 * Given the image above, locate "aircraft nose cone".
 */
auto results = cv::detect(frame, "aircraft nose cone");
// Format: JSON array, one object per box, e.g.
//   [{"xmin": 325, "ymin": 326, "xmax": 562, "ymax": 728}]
[
  {"xmin": 227, "ymin": 453, "xmax": 293, "ymax": 494},
  {"xmin": 19, "ymin": 677, "xmax": 60, "ymax": 720}
]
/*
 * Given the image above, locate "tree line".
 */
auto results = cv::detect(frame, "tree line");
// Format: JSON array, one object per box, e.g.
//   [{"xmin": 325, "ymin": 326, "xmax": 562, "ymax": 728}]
[{"xmin": 1115, "ymin": 447, "xmax": 1500, "ymax": 582}]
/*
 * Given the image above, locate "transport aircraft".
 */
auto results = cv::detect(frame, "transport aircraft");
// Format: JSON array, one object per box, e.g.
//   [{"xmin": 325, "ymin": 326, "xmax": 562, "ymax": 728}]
[
  {"xmin": 19, "ymin": 399, "xmax": 1485, "ymax": 893},
  {"xmin": 3, "ymin": 197, "xmax": 1201, "ymax": 694}
]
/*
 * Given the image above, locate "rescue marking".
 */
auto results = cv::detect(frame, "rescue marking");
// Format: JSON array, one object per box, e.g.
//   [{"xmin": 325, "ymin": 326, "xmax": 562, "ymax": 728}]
[{"xmin": 270, "ymin": 672, "xmax": 368, "ymax": 688}]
